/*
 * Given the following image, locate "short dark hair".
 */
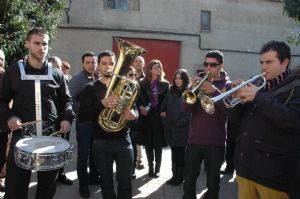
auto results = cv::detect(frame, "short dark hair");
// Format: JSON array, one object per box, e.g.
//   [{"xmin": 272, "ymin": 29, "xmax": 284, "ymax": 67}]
[
  {"xmin": 26, "ymin": 27, "xmax": 48, "ymax": 41},
  {"xmin": 260, "ymin": 40, "xmax": 290, "ymax": 67},
  {"xmin": 97, "ymin": 50, "xmax": 116, "ymax": 63},
  {"xmin": 81, "ymin": 52, "xmax": 95, "ymax": 63},
  {"xmin": 205, "ymin": 50, "xmax": 224, "ymax": 64}
]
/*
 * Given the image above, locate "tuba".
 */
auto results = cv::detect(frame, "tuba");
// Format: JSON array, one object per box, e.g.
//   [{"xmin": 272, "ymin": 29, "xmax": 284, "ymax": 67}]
[{"xmin": 98, "ymin": 38, "xmax": 147, "ymax": 132}]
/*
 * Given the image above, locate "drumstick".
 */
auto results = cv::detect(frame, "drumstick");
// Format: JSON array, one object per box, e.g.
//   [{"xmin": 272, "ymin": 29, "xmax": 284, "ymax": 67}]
[
  {"xmin": 20, "ymin": 120, "xmax": 42, "ymax": 127},
  {"xmin": 50, "ymin": 130, "xmax": 62, "ymax": 136}
]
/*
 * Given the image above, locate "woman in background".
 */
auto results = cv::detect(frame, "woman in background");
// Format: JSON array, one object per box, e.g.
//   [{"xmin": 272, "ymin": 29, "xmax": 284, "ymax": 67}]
[
  {"xmin": 138, "ymin": 60, "xmax": 169, "ymax": 178},
  {"xmin": 160, "ymin": 69, "xmax": 191, "ymax": 185}
]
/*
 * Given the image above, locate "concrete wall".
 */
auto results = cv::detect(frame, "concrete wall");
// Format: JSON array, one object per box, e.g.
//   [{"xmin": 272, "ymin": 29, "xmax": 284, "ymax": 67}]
[{"xmin": 51, "ymin": 0, "xmax": 300, "ymax": 80}]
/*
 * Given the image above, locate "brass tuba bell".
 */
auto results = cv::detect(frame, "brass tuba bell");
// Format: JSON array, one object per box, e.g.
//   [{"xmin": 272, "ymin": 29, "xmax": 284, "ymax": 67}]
[{"xmin": 98, "ymin": 38, "xmax": 147, "ymax": 132}]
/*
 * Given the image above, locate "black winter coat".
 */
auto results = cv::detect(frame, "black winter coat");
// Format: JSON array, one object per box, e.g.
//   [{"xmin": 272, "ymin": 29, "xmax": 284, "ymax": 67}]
[
  {"xmin": 0, "ymin": 60, "xmax": 74, "ymax": 136},
  {"xmin": 137, "ymin": 79, "xmax": 169, "ymax": 148},
  {"xmin": 228, "ymin": 70, "xmax": 300, "ymax": 193},
  {"xmin": 160, "ymin": 90, "xmax": 190, "ymax": 147}
]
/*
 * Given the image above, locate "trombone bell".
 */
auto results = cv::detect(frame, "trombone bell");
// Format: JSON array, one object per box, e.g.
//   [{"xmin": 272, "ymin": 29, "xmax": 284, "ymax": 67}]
[{"xmin": 200, "ymin": 95, "xmax": 215, "ymax": 114}]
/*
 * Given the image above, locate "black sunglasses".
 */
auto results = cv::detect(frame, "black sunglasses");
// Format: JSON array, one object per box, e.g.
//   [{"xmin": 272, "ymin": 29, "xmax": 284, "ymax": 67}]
[
  {"xmin": 128, "ymin": 73, "xmax": 136, "ymax": 77},
  {"xmin": 203, "ymin": 62, "xmax": 220, "ymax": 68}
]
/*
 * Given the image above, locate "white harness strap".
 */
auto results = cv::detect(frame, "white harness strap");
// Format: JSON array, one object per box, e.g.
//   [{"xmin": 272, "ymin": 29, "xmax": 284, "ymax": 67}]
[{"xmin": 18, "ymin": 60, "xmax": 53, "ymax": 136}]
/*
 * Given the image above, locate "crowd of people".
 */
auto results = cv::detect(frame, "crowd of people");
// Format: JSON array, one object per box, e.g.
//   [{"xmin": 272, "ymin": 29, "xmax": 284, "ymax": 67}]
[{"xmin": 0, "ymin": 27, "xmax": 299, "ymax": 199}]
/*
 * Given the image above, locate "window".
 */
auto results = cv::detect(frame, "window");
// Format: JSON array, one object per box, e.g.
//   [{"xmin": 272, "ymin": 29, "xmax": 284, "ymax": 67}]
[
  {"xmin": 201, "ymin": 10, "xmax": 211, "ymax": 31},
  {"xmin": 104, "ymin": 0, "xmax": 128, "ymax": 10}
]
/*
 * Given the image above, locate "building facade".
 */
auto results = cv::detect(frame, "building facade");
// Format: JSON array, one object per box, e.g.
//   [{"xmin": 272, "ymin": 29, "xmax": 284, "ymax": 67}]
[{"xmin": 51, "ymin": 0, "xmax": 300, "ymax": 80}]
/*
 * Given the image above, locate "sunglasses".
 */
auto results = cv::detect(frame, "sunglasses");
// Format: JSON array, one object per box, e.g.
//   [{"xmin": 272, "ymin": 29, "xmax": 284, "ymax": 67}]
[
  {"xmin": 203, "ymin": 62, "xmax": 220, "ymax": 68},
  {"xmin": 128, "ymin": 73, "xmax": 136, "ymax": 77}
]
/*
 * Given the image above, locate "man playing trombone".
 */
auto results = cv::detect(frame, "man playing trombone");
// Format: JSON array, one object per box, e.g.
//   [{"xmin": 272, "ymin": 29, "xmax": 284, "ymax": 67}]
[
  {"xmin": 228, "ymin": 40, "xmax": 300, "ymax": 199},
  {"xmin": 182, "ymin": 50, "xmax": 231, "ymax": 199}
]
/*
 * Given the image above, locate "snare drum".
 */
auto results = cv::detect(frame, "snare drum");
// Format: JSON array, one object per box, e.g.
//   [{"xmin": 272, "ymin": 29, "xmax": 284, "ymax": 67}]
[{"xmin": 14, "ymin": 136, "xmax": 72, "ymax": 171}]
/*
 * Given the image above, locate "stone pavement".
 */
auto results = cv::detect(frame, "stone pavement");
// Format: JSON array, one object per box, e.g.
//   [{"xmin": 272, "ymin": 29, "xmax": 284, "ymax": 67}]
[{"xmin": 1, "ymin": 131, "xmax": 238, "ymax": 199}]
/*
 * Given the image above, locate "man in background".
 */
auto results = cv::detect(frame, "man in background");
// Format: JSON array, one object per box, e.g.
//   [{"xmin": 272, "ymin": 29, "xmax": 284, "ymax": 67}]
[{"xmin": 69, "ymin": 52, "xmax": 100, "ymax": 198}]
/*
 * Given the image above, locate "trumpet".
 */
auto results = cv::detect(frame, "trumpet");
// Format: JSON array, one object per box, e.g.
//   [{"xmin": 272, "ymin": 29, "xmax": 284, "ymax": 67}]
[
  {"xmin": 182, "ymin": 72, "xmax": 210, "ymax": 104},
  {"xmin": 200, "ymin": 73, "xmax": 266, "ymax": 114}
]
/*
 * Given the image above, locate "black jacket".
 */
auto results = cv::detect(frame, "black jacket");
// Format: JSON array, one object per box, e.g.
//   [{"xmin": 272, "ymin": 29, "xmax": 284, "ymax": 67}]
[
  {"xmin": 78, "ymin": 79, "xmax": 138, "ymax": 140},
  {"xmin": 228, "ymin": 69, "xmax": 300, "ymax": 193},
  {"xmin": 0, "ymin": 60, "xmax": 74, "ymax": 135},
  {"xmin": 137, "ymin": 79, "xmax": 169, "ymax": 147},
  {"xmin": 160, "ymin": 90, "xmax": 190, "ymax": 147}
]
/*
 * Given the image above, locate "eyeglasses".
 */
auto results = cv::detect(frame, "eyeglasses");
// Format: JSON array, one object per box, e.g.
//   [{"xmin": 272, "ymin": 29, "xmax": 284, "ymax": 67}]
[{"xmin": 203, "ymin": 62, "xmax": 220, "ymax": 68}]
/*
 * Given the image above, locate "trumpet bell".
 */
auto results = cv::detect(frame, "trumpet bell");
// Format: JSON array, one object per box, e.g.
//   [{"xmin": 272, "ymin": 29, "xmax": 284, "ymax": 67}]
[
  {"xmin": 182, "ymin": 90, "xmax": 197, "ymax": 104},
  {"xmin": 200, "ymin": 95, "xmax": 215, "ymax": 114}
]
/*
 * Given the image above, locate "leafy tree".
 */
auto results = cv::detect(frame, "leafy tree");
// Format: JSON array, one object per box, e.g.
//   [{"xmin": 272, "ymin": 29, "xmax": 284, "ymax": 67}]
[
  {"xmin": 0, "ymin": 0, "xmax": 65, "ymax": 65},
  {"xmin": 282, "ymin": 0, "xmax": 300, "ymax": 45}
]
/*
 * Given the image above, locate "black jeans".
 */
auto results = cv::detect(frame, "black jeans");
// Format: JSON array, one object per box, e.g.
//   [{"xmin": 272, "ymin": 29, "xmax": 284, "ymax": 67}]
[
  {"xmin": 224, "ymin": 139, "xmax": 236, "ymax": 170},
  {"xmin": 93, "ymin": 134, "xmax": 133, "ymax": 199},
  {"xmin": 5, "ymin": 136, "xmax": 59, "ymax": 199},
  {"xmin": 145, "ymin": 147, "xmax": 162, "ymax": 171},
  {"xmin": 76, "ymin": 121, "xmax": 99, "ymax": 185},
  {"xmin": 183, "ymin": 144, "xmax": 224, "ymax": 199},
  {"xmin": 170, "ymin": 146, "xmax": 186, "ymax": 168}
]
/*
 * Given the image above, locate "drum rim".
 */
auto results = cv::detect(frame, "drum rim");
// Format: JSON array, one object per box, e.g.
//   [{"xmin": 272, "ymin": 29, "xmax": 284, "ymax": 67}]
[{"xmin": 15, "ymin": 136, "xmax": 71, "ymax": 154}]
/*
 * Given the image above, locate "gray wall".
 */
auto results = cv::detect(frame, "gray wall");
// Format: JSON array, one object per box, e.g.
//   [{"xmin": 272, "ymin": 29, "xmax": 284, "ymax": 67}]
[{"xmin": 51, "ymin": 0, "xmax": 300, "ymax": 80}]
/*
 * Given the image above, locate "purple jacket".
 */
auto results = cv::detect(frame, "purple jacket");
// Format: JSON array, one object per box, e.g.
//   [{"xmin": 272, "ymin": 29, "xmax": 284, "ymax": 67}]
[{"xmin": 182, "ymin": 71, "xmax": 230, "ymax": 147}]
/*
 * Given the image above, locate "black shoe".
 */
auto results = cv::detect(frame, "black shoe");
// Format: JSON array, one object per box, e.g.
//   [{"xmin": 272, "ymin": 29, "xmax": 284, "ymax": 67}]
[
  {"xmin": 168, "ymin": 177, "xmax": 183, "ymax": 186},
  {"xmin": 154, "ymin": 172, "xmax": 160, "ymax": 178},
  {"xmin": 56, "ymin": 174, "xmax": 73, "ymax": 185},
  {"xmin": 166, "ymin": 176, "xmax": 176, "ymax": 185},
  {"xmin": 79, "ymin": 184, "xmax": 90, "ymax": 198},
  {"xmin": 220, "ymin": 168, "xmax": 234, "ymax": 175},
  {"xmin": 89, "ymin": 176, "xmax": 101, "ymax": 185},
  {"xmin": 132, "ymin": 173, "xmax": 137, "ymax": 179},
  {"xmin": 136, "ymin": 161, "xmax": 145, "ymax": 170}
]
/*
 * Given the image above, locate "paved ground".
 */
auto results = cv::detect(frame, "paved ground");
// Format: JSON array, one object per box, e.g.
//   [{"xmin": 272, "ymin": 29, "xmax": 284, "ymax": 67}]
[{"xmin": 1, "ymin": 128, "xmax": 238, "ymax": 199}]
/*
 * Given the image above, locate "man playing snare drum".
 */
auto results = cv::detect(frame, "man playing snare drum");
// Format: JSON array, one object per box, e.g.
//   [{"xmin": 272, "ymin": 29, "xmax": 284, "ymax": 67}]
[{"xmin": 0, "ymin": 27, "xmax": 74, "ymax": 199}]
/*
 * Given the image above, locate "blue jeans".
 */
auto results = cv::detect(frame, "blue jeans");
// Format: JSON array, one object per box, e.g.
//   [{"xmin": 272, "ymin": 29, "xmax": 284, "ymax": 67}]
[
  {"xmin": 183, "ymin": 144, "xmax": 225, "ymax": 199},
  {"xmin": 76, "ymin": 121, "xmax": 99, "ymax": 185},
  {"xmin": 93, "ymin": 134, "xmax": 133, "ymax": 199}
]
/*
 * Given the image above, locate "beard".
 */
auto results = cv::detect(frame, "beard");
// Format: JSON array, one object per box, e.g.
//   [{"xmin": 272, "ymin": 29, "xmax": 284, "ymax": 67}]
[{"xmin": 29, "ymin": 49, "xmax": 47, "ymax": 62}]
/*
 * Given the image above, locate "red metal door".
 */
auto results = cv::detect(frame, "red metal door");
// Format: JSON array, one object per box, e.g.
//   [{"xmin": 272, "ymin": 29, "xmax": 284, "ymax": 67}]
[{"xmin": 112, "ymin": 37, "xmax": 181, "ymax": 82}]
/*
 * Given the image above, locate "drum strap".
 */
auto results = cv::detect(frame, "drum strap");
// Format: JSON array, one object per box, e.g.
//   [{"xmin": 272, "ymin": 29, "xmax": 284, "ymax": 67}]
[{"xmin": 17, "ymin": 60, "xmax": 53, "ymax": 136}]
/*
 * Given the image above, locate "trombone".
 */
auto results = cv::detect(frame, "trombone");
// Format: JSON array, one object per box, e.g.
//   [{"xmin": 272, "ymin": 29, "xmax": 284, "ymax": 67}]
[
  {"xmin": 182, "ymin": 72, "xmax": 210, "ymax": 104},
  {"xmin": 200, "ymin": 73, "xmax": 266, "ymax": 114}
]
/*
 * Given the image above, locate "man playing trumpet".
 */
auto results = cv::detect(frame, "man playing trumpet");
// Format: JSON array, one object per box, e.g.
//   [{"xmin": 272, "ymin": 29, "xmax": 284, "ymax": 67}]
[
  {"xmin": 182, "ymin": 50, "xmax": 231, "ymax": 199},
  {"xmin": 228, "ymin": 40, "xmax": 300, "ymax": 199}
]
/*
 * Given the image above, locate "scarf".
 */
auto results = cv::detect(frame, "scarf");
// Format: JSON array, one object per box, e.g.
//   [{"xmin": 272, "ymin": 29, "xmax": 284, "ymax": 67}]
[
  {"xmin": 150, "ymin": 79, "xmax": 159, "ymax": 108},
  {"xmin": 262, "ymin": 69, "xmax": 291, "ymax": 91}
]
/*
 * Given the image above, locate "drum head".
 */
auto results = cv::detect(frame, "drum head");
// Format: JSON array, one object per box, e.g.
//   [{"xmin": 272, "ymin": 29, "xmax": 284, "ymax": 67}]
[{"xmin": 16, "ymin": 136, "xmax": 70, "ymax": 154}]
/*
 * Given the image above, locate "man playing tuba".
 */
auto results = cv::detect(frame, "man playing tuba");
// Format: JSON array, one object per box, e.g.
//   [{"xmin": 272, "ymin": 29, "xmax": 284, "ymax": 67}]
[{"xmin": 78, "ymin": 47, "xmax": 142, "ymax": 199}]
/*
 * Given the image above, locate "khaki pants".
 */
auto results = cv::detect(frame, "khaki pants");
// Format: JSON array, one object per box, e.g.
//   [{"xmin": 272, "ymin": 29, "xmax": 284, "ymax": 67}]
[{"xmin": 236, "ymin": 175, "xmax": 288, "ymax": 199}]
